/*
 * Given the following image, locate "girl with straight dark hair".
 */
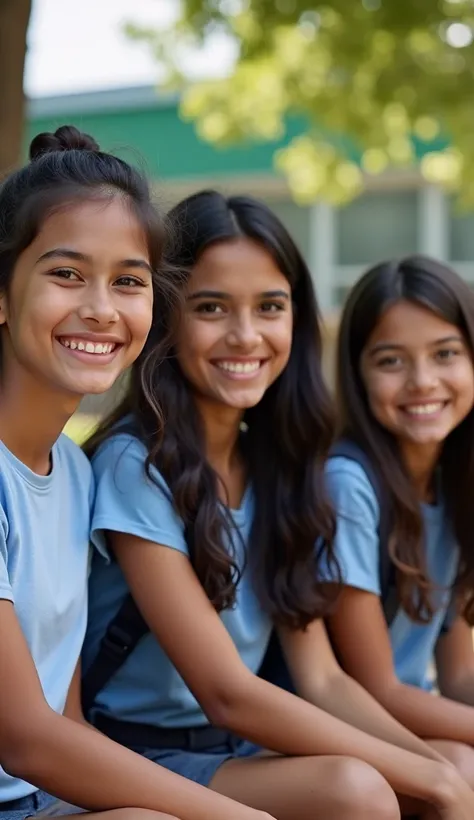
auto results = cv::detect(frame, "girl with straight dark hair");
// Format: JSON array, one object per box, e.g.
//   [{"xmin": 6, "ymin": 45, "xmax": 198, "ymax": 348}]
[{"xmin": 325, "ymin": 255, "xmax": 474, "ymax": 802}]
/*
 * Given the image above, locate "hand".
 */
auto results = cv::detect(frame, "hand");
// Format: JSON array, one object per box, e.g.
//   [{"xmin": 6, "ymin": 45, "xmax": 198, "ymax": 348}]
[{"xmin": 432, "ymin": 764, "xmax": 474, "ymax": 820}]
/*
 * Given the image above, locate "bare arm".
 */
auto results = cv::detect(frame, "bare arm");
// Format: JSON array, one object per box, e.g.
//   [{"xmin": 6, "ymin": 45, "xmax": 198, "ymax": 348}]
[
  {"xmin": 111, "ymin": 532, "xmax": 466, "ymax": 807},
  {"xmin": 278, "ymin": 617, "xmax": 445, "ymax": 763},
  {"xmin": 436, "ymin": 617, "xmax": 474, "ymax": 707},
  {"xmin": 0, "ymin": 600, "xmax": 270, "ymax": 820},
  {"xmin": 327, "ymin": 586, "xmax": 474, "ymax": 743},
  {"xmin": 63, "ymin": 660, "xmax": 88, "ymax": 725}
]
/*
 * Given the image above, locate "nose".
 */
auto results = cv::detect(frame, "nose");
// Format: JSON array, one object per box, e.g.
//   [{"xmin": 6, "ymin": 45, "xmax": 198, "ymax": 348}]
[
  {"xmin": 77, "ymin": 283, "xmax": 119, "ymax": 327},
  {"xmin": 226, "ymin": 312, "xmax": 263, "ymax": 350},
  {"xmin": 407, "ymin": 360, "xmax": 439, "ymax": 392}
]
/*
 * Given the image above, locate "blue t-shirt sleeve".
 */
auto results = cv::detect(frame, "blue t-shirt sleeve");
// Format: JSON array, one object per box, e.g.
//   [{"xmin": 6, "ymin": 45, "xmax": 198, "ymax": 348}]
[
  {"xmin": 325, "ymin": 457, "xmax": 381, "ymax": 596},
  {"xmin": 0, "ymin": 505, "xmax": 13, "ymax": 602},
  {"xmin": 90, "ymin": 434, "xmax": 188, "ymax": 560}
]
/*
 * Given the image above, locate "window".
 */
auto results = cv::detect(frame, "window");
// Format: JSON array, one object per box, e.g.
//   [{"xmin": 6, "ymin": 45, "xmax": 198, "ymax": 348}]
[
  {"xmin": 336, "ymin": 190, "xmax": 418, "ymax": 266},
  {"xmin": 449, "ymin": 202, "xmax": 474, "ymax": 262}
]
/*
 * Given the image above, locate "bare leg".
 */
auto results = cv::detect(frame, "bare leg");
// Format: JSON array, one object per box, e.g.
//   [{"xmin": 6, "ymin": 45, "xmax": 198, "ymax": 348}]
[{"xmin": 210, "ymin": 753, "xmax": 400, "ymax": 820}]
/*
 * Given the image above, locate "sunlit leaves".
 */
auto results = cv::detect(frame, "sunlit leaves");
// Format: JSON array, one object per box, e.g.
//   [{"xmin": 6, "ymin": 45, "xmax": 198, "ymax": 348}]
[{"xmin": 128, "ymin": 0, "xmax": 474, "ymax": 204}]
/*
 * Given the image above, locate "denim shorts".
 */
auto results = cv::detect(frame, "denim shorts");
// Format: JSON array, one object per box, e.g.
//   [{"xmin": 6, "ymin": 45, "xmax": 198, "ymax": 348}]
[
  {"xmin": 135, "ymin": 738, "xmax": 262, "ymax": 787},
  {"xmin": 0, "ymin": 789, "xmax": 84, "ymax": 820}
]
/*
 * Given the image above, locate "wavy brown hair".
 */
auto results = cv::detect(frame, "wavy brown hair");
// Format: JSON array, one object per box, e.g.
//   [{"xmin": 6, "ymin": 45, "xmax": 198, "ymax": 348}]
[
  {"xmin": 337, "ymin": 254, "xmax": 474, "ymax": 623},
  {"xmin": 86, "ymin": 190, "xmax": 341, "ymax": 629}
]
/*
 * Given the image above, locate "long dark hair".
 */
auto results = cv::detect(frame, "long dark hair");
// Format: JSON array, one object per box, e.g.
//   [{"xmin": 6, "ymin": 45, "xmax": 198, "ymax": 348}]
[
  {"xmin": 0, "ymin": 124, "xmax": 173, "ymax": 381},
  {"xmin": 337, "ymin": 254, "xmax": 474, "ymax": 623},
  {"xmin": 87, "ymin": 189, "xmax": 340, "ymax": 629}
]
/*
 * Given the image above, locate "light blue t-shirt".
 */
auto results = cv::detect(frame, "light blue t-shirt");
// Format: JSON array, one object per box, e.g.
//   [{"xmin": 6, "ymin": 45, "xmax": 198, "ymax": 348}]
[
  {"xmin": 325, "ymin": 456, "xmax": 459, "ymax": 689},
  {"xmin": 84, "ymin": 432, "xmax": 272, "ymax": 728},
  {"xmin": 0, "ymin": 435, "xmax": 93, "ymax": 802}
]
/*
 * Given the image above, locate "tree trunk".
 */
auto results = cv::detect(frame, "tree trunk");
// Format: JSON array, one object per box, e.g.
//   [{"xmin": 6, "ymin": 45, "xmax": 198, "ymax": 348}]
[{"xmin": 0, "ymin": 0, "xmax": 32, "ymax": 178}]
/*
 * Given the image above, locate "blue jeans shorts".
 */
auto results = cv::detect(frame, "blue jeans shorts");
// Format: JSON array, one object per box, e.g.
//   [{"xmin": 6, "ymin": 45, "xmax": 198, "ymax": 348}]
[{"xmin": 0, "ymin": 789, "xmax": 84, "ymax": 820}]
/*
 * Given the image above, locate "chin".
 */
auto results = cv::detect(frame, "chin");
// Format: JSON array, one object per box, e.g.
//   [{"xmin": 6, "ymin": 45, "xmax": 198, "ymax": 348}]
[{"xmin": 68, "ymin": 377, "xmax": 117, "ymax": 396}]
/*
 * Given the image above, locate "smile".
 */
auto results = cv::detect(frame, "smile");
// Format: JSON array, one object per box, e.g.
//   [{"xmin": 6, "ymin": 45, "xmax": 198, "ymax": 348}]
[
  {"xmin": 212, "ymin": 359, "xmax": 267, "ymax": 378},
  {"xmin": 58, "ymin": 337, "xmax": 117, "ymax": 355},
  {"xmin": 401, "ymin": 401, "xmax": 448, "ymax": 417}
]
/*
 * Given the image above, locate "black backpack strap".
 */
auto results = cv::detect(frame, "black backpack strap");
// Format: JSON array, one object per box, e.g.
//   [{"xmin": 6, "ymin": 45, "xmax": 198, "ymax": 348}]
[
  {"xmin": 330, "ymin": 439, "xmax": 397, "ymax": 626},
  {"xmin": 82, "ymin": 526, "xmax": 195, "ymax": 717},
  {"xmin": 82, "ymin": 594, "xmax": 148, "ymax": 717}
]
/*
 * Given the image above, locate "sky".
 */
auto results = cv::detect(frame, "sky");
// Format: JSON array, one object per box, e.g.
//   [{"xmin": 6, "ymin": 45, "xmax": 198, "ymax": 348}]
[{"xmin": 25, "ymin": 0, "xmax": 231, "ymax": 98}]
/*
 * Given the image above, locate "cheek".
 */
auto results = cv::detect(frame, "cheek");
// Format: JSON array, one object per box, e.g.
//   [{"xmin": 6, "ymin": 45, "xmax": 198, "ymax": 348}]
[
  {"xmin": 177, "ymin": 320, "xmax": 219, "ymax": 362},
  {"xmin": 272, "ymin": 319, "xmax": 293, "ymax": 356},
  {"xmin": 364, "ymin": 374, "xmax": 400, "ymax": 418},
  {"xmin": 452, "ymin": 363, "xmax": 474, "ymax": 411},
  {"xmin": 124, "ymin": 294, "xmax": 154, "ymax": 342}
]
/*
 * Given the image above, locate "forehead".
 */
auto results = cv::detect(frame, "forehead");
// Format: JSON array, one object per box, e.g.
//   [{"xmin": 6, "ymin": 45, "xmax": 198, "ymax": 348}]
[
  {"xmin": 27, "ymin": 197, "xmax": 148, "ymax": 260},
  {"xmin": 189, "ymin": 237, "xmax": 290, "ymax": 294},
  {"xmin": 367, "ymin": 299, "xmax": 462, "ymax": 349}
]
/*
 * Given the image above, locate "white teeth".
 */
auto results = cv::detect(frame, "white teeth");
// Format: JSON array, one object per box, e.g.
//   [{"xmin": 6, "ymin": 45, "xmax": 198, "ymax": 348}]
[
  {"xmin": 60, "ymin": 339, "xmax": 115, "ymax": 355},
  {"xmin": 405, "ymin": 403, "xmax": 444, "ymax": 415},
  {"xmin": 217, "ymin": 361, "xmax": 261, "ymax": 374}
]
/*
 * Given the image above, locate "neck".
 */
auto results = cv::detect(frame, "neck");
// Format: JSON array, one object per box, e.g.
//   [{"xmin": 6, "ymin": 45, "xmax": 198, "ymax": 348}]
[
  {"xmin": 399, "ymin": 440, "xmax": 442, "ymax": 502},
  {"xmin": 195, "ymin": 396, "xmax": 244, "ymax": 475},
  {"xmin": 0, "ymin": 368, "xmax": 81, "ymax": 474}
]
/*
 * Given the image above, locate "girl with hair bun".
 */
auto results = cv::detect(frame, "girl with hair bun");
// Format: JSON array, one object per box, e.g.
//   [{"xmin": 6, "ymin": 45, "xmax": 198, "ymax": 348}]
[{"xmin": 0, "ymin": 129, "xmax": 269, "ymax": 820}]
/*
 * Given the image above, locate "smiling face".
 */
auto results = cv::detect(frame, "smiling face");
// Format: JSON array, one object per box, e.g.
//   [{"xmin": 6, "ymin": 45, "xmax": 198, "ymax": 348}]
[
  {"xmin": 175, "ymin": 237, "xmax": 293, "ymax": 412},
  {"xmin": 0, "ymin": 197, "xmax": 154, "ymax": 399},
  {"xmin": 361, "ymin": 299, "xmax": 474, "ymax": 460}
]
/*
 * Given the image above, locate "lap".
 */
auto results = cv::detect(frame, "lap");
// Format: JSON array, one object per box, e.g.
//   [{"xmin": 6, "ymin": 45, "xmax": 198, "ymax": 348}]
[{"xmin": 136, "ymin": 738, "xmax": 261, "ymax": 787}]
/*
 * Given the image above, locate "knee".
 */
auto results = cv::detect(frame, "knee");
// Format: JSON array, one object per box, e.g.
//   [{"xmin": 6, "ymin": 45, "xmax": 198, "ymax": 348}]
[{"xmin": 331, "ymin": 758, "xmax": 401, "ymax": 820}]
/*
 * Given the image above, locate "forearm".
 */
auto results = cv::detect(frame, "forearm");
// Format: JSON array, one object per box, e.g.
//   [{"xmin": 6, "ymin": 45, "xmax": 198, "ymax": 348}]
[
  {"xmin": 372, "ymin": 678, "xmax": 474, "ymax": 743},
  {"xmin": 306, "ymin": 672, "xmax": 446, "ymax": 763},
  {"xmin": 5, "ymin": 710, "xmax": 261, "ymax": 820},
  {"xmin": 212, "ymin": 676, "xmax": 452, "ymax": 803}
]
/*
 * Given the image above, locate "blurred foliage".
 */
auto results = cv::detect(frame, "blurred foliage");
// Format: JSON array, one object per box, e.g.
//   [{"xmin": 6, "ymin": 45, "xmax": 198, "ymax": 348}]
[
  {"xmin": 63, "ymin": 414, "xmax": 99, "ymax": 445},
  {"xmin": 126, "ymin": 0, "xmax": 474, "ymax": 205}
]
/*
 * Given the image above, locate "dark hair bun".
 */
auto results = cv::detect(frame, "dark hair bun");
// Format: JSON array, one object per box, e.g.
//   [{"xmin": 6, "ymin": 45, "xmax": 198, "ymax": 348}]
[{"xmin": 29, "ymin": 125, "xmax": 100, "ymax": 161}]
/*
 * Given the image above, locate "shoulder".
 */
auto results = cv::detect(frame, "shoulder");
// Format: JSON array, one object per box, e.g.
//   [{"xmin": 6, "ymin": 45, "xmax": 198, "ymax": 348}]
[
  {"xmin": 91, "ymin": 431, "xmax": 147, "ymax": 468},
  {"xmin": 91, "ymin": 432, "xmax": 171, "ymax": 499},
  {"xmin": 325, "ymin": 455, "xmax": 380, "ymax": 527}
]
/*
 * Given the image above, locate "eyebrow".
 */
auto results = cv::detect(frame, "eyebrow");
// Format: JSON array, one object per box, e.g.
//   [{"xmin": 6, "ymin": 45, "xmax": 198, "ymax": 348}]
[
  {"xmin": 368, "ymin": 335, "xmax": 464, "ymax": 356},
  {"xmin": 186, "ymin": 289, "xmax": 290, "ymax": 301},
  {"xmin": 36, "ymin": 248, "xmax": 152, "ymax": 273}
]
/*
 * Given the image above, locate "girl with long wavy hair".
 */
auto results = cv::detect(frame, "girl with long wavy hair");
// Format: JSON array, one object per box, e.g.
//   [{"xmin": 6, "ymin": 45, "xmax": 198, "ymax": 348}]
[
  {"xmin": 325, "ymin": 255, "xmax": 474, "ymax": 803},
  {"xmin": 84, "ymin": 194, "xmax": 474, "ymax": 820}
]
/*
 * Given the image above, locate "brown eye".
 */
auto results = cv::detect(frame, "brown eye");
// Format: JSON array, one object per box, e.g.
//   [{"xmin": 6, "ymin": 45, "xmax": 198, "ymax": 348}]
[
  {"xmin": 115, "ymin": 276, "xmax": 146, "ymax": 288},
  {"xmin": 195, "ymin": 303, "xmax": 224, "ymax": 314},
  {"xmin": 51, "ymin": 268, "xmax": 80, "ymax": 281},
  {"xmin": 260, "ymin": 302, "xmax": 285, "ymax": 313}
]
